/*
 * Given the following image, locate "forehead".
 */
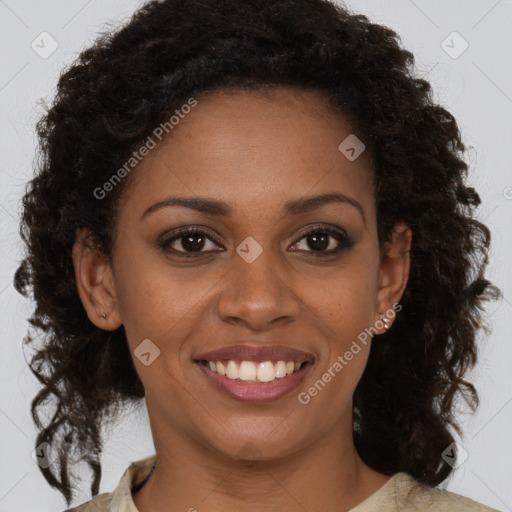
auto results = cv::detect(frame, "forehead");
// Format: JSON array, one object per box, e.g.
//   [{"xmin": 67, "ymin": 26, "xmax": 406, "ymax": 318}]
[{"xmin": 117, "ymin": 87, "xmax": 375, "ymax": 220}]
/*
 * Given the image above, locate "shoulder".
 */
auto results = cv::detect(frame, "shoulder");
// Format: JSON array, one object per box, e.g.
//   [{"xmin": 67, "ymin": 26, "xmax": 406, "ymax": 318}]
[
  {"xmin": 62, "ymin": 454, "xmax": 156, "ymax": 512},
  {"xmin": 394, "ymin": 473, "xmax": 501, "ymax": 511},
  {"xmin": 63, "ymin": 492, "xmax": 113, "ymax": 511},
  {"xmin": 352, "ymin": 472, "xmax": 501, "ymax": 511}
]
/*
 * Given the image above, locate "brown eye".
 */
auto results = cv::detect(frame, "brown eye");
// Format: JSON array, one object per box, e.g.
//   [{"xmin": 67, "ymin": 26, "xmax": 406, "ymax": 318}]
[
  {"xmin": 289, "ymin": 227, "xmax": 354, "ymax": 256},
  {"xmin": 158, "ymin": 228, "xmax": 223, "ymax": 256}
]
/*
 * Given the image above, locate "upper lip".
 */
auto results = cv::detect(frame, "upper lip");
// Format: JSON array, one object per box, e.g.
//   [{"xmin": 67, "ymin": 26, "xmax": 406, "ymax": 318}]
[{"xmin": 194, "ymin": 344, "xmax": 314, "ymax": 364}]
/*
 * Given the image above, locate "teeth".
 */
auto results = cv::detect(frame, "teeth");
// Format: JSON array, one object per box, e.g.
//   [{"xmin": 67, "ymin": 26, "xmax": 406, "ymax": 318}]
[
  {"xmin": 205, "ymin": 360, "xmax": 306, "ymax": 382},
  {"xmin": 226, "ymin": 360, "xmax": 239, "ymax": 379},
  {"xmin": 274, "ymin": 361, "xmax": 288, "ymax": 378},
  {"xmin": 257, "ymin": 361, "xmax": 275, "ymax": 382},
  {"xmin": 217, "ymin": 361, "xmax": 226, "ymax": 376},
  {"xmin": 239, "ymin": 361, "xmax": 257, "ymax": 381}
]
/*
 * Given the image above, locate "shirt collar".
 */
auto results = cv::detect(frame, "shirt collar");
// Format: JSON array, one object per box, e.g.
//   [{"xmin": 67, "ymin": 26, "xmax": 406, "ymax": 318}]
[
  {"xmin": 108, "ymin": 454, "xmax": 156, "ymax": 511},
  {"xmin": 106, "ymin": 455, "xmax": 413, "ymax": 512}
]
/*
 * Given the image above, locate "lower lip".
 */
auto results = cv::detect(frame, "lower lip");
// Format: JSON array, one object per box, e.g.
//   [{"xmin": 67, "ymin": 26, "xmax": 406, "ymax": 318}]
[{"xmin": 195, "ymin": 361, "xmax": 313, "ymax": 403}]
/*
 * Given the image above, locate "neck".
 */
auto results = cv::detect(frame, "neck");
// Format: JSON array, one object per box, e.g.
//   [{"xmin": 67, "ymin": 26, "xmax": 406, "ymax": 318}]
[{"xmin": 133, "ymin": 409, "xmax": 390, "ymax": 512}]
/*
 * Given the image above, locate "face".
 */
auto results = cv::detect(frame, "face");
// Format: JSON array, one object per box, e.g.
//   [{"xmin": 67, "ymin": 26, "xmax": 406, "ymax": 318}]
[{"xmin": 73, "ymin": 87, "xmax": 411, "ymax": 463}]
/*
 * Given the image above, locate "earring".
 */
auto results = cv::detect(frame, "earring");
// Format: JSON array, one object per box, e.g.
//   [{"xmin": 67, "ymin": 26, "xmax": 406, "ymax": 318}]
[
  {"xmin": 101, "ymin": 313, "xmax": 107, "ymax": 319},
  {"xmin": 379, "ymin": 313, "xmax": 390, "ymax": 329}
]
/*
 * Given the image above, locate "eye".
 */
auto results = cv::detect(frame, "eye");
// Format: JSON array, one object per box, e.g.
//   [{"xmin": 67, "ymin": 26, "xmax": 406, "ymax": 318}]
[
  {"xmin": 158, "ymin": 224, "xmax": 354, "ymax": 259},
  {"xmin": 158, "ymin": 227, "xmax": 223, "ymax": 257},
  {"xmin": 288, "ymin": 225, "xmax": 354, "ymax": 256}
]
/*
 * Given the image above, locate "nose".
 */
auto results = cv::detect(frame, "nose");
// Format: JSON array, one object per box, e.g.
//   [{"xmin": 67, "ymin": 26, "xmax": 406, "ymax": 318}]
[{"xmin": 215, "ymin": 247, "xmax": 302, "ymax": 331}]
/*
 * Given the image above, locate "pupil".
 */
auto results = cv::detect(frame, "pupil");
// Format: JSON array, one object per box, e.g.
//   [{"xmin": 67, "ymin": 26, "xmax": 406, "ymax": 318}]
[
  {"xmin": 308, "ymin": 232, "xmax": 329, "ymax": 251},
  {"xmin": 182, "ymin": 234, "xmax": 205, "ymax": 251},
  {"xmin": 179, "ymin": 232, "xmax": 331, "ymax": 252}
]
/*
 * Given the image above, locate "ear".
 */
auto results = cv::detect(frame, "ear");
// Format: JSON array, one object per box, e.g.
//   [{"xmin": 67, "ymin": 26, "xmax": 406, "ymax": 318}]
[
  {"xmin": 72, "ymin": 228, "xmax": 122, "ymax": 330},
  {"xmin": 373, "ymin": 221, "xmax": 411, "ymax": 333}
]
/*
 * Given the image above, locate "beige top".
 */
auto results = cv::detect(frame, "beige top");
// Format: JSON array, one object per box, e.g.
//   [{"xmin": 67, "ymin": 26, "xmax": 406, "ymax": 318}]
[{"xmin": 66, "ymin": 454, "xmax": 500, "ymax": 511}]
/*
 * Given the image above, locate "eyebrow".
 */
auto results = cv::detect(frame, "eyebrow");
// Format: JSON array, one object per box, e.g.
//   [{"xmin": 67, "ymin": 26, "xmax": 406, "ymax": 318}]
[{"xmin": 141, "ymin": 192, "xmax": 366, "ymax": 224}]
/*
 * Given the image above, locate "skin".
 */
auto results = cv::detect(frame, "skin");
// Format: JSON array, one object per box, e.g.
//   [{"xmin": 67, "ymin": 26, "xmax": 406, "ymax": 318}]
[{"xmin": 73, "ymin": 87, "xmax": 412, "ymax": 512}]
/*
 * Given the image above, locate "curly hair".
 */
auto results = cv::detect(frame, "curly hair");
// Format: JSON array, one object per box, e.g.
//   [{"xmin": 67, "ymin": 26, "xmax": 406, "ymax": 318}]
[{"xmin": 14, "ymin": 0, "xmax": 501, "ymax": 505}]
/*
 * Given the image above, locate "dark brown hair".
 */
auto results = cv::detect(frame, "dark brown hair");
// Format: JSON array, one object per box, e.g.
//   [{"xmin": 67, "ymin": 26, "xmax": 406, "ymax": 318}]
[{"xmin": 14, "ymin": 0, "xmax": 500, "ymax": 505}]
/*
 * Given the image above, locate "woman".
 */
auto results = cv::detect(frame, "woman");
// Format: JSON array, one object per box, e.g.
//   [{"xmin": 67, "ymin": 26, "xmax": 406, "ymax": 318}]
[{"xmin": 14, "ymin": 0, "xmax": 502, "ymax": 510}]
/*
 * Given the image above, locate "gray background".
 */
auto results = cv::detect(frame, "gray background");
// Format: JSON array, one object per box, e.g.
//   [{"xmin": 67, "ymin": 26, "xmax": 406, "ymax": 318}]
[{"xmin": 0, "ymin": 1, "xmax": 511, "ymax": 510}]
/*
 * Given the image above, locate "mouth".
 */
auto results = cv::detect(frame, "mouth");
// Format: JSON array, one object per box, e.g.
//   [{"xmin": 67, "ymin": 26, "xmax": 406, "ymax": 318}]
[
  {"xmin": 195, "ymin": 359, "xmax": 310, "ymax": 382},
  {"xmin": 193, "ymin": 344, "xmax": 315, "ymax": 403}
]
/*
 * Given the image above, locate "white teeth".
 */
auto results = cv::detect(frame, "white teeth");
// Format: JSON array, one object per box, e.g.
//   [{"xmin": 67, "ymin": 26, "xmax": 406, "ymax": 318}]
[
  {"xmin": 274, "ymin": 361, "xmax": 288, "ymax": 378},
  {"xmin": 226, "ymin": 360, "xmax": 239, "ymax": 379},
  {"xmin": 257, "ymin": 361, "xmax": 276, "ymax": 382},
  {"xmin": 204, "ymin": 359, "xmax": 306, "ymax": 382},
  {"xmin": 239, "ymin": 361, "xmax": 257, "ymax": 381},
  {"xmin": 216, "ymin": 361, "xmax": 226, "ymax": 375}
]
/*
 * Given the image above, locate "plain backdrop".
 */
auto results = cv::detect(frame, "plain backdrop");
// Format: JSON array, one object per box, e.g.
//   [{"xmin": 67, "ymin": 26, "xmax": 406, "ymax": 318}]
[{"xmin": 1, "ymin": 1, "xmax": 511, "ymax": 511}]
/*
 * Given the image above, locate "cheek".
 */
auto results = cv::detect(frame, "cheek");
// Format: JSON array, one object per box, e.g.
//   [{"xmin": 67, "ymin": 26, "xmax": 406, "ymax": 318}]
[
  {"xmin": 300, "ymin": 260, "xmax": 378, "ymax": 377},
  {"xmin": 114, "ymin": 249, "xmax": 223, "ymax": 362},
  {"xmin": 301, "ymin": 262, "xmax": 378, "ymax": 328},
  {"xmin": 112, "ymin": 245, "xmax": 190, "ymax": 344}
]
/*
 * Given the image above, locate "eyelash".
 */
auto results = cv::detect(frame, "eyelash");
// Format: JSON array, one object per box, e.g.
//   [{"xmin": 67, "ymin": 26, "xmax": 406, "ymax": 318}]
[{"xmin": 157, "ymin": 225, "xmax": 354, "ymax": 259}]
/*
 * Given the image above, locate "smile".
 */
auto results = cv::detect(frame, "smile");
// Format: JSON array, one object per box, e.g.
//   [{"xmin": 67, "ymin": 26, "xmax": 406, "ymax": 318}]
[
  {"xmin": 199, "ymin": 359, "xmax": 305, "ymax": 382},
  {"xmin": 195, "ymin": 359, "xmax": 314, "ymax": 403}
]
